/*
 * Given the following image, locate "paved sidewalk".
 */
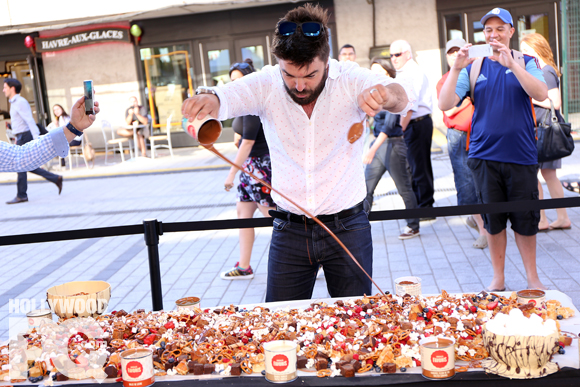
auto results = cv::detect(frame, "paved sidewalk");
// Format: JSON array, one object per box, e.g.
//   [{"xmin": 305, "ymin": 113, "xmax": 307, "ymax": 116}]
[{"xmin": 1, "ymin": 137, "xmax": 579, "ymax": 341}]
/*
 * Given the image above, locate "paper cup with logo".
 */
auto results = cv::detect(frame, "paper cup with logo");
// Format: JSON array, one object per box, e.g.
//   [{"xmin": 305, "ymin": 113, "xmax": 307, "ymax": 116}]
[
  {"xmin": 186, "ymin": 115, "xmax": 222, "ymax": 146},
  {"xmin": 175, "ymin": 296, "xmax": 201, "ymax": 311},
  {"xmin": 516, "ymin": 289, "xmax": 546, "ymax": 310},
  {"xmin": 121, "ymin": 348, "xmax": 155, "ymax": 387},
  {"xmin": 395, "ymin": 276, "xmax": 422, "ymax": 297},
  {"xmin": 419, "ymin": 336, "xmax": 455, "ymax": 380},
  {"xmin": 263, "ymin": 340, "xmax": 297, "ymax": 383},
  {"xmin": 26, "ymin": 309, "xmax": 53, "ymax": 330}
]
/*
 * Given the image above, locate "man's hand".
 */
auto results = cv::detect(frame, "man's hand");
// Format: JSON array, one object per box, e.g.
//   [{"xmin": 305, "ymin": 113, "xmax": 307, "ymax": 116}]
[
  {"xmin": 358, "ymin": 85, "xmax": 392, "ymax": 117},
  {"xmin": 489, "ymin": 40, "xmax": 516, "ymax": 69},
  {"xmin": 69, "ymin": 96, "xmax": 99, "ymax": 130},
  {"xmin": 127, "ymin": 108, "xmax": 134, "ymax": 116},
  {"xmin": 453, "ymin": 44, "xmax": 476, "ymax": 70},
  {"xmin": 182, "ymin": 94, "xmax": 220, "ymax": 121}
]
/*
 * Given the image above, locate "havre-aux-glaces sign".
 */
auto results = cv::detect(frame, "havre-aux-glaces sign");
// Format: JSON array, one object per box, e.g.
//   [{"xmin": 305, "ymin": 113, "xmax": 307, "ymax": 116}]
[{"xmin": 35, "ymin": 28, "xmax": 130, "ymax": 52}]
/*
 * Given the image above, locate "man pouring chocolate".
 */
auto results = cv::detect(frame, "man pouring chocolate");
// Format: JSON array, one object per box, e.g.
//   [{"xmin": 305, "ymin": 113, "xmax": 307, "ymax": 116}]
[{"xmin": 182, "ymin": 3, "xmax": 414, "ymax": 302}]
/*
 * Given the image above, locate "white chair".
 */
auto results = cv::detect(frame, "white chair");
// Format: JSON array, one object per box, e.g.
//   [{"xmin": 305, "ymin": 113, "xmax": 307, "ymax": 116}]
[
  {"xmin": 101, "ymin": 120, "xmax": 133, "ymax": 164},
  {"xmin": 66, "ymin": 135, "xmax": 89, "ymax": 170},
  {"xmin": 149, "ymin": 116, "xmax": 174, "ymax": 159}
]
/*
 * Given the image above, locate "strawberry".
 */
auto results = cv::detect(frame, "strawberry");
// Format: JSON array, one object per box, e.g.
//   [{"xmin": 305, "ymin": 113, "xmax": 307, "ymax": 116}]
[
  {"xmin": 470, "ymin": 306, "xmax": 477, "ymax": 313},
  {"xmin": 164, "ymin": 321, "xmax": 175, "ymax": 330},
  {"xmin": 353, "ymin": 353, "xmax": 359, "ymax": 360},
  {"xmin": 487, "ymin": 301, "xmax": 498, "ymax": 310}
]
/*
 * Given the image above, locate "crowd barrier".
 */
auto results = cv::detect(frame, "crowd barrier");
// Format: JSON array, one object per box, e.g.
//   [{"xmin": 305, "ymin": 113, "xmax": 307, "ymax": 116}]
[{"xmin": 1, "ymin": 197, "xmax": 579, "ymax": 311}]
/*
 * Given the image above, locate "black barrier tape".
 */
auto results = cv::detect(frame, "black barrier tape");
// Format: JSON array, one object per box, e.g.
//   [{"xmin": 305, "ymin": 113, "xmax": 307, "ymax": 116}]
[{"xmin": 1, "ymin": 197, "xmax": 579, "ymax": 247}]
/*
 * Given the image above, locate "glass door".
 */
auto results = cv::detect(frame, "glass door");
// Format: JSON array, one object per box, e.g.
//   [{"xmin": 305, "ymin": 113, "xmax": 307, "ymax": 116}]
[
  {"xmin": 199, "ymin": 40, "xmax": 233, "ymax": 87},
  {"xmin": 140, "ymin": 44, "xmax": 193, "ymax": 131},
  {"xmin": 512, "ymin": 4, "xmax": 558, "ymax": 67},
  {"xmin": 234, "ymin": 36, "xmax": 271, "ymax": 70}
]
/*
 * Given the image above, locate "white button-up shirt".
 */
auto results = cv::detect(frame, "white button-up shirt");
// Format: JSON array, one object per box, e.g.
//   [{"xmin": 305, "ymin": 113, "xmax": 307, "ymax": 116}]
[
  {"xmin": 214, "ymin": 59, "xmax": 414, "ymax": 216},
  {"xmin": 9, "ymin": 94, "xmax": 41, "ymax": 139},
  {"xmin": 396, "ymin": 59, "xmax": 432, "ymax": 119}
]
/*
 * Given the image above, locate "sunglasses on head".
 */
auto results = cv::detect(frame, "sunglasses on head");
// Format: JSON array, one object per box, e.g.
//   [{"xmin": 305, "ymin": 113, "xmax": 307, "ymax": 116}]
[
  {"xmin": 277, "ymin": 21, "xmax": 324, "ymax": 37},
  {"xmin": 390, "ymin": 52, "xmax": 404, "ymax": 58}
]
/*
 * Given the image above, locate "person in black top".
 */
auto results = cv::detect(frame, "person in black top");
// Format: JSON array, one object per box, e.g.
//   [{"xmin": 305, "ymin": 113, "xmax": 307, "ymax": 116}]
[
  {"xmin": 364, "ymin": 58, "xmax": 419, "ymax": 240},
  {"xmin": 521, "ymin": 33, "xmax": 571, "ymax": 231},
  {"xmin": 221, "ymin": 59, "xmax": 275, "ymax": 280},
  {"xmin": 117, "ymin": 96, "xmax": 149, "ymax": 157}
]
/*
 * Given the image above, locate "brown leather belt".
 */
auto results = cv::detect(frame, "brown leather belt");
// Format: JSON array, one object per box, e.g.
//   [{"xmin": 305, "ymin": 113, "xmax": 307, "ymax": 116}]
[
  {"xmin": 410, "ymin": 114, "xmax": 431, "ymax": 124},
  {"xmin": 269, "ymin": 202, "xmax": 365, "ymax": 225}
]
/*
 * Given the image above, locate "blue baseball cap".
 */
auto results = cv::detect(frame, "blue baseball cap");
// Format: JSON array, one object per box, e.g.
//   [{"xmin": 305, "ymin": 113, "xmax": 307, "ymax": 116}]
[{"xmin": 480, "ymin": 8, "xmax": 513, "ymax": 27}]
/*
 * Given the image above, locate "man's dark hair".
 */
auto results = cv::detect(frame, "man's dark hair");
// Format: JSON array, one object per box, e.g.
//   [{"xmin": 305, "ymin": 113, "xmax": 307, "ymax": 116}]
[
  {"xmin": 271, "ymin": 3, "xmax": 330, "ymax": 67},
  {"xmin": 340, "ymin": 44, "xmax": 355, "ymax": 54},
  {"xmin": 4, "ymin": 78, "xmax": 22, "ymax": 94}
]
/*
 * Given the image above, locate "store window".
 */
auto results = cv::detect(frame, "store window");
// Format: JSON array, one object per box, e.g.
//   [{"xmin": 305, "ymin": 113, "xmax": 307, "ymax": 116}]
[
  {"xmin": 472, "ymin": 21, "xmax": 486, "ymax": 45},
  {"xmin": 140, "ymin": 44, "xmax": 193, "ymax": 130},
  {"xmin": 517, "ymin": 13, "xmax": 549, "ymax": 44},
  {"xmin": 444, "ymin": 14, "xmax": 464, "ymax": 41},
  {"xmin": 208, "ymin": 48, "xmax": 231, "ymax": 86},
  {"xmin": 240, "ymin": 45, "xmax": 264, "ymax": 70}
]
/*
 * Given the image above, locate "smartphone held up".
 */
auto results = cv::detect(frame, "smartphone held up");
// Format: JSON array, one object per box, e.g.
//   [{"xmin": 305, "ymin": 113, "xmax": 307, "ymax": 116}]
[
  {"xmin": 468, "ymin": 44, "xmax": 493, "ymax": 59},
  {"xmin": 83, "ymin": 80, "xmax": 94, "ymax": 115}
]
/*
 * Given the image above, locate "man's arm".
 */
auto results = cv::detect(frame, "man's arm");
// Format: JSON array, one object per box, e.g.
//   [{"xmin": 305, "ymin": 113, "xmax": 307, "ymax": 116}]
[
  {"xmin": 491, "ymin": 41, "xmax": 547, "ymax": 101},
  {"xmin": 439, "ymin": 44, "xmax": 473, "ymax": 111},
  {"xmin": 125, "ymin": 108, "xmax": 134, "ymax": 125},
  {"xmin": 358, "ymin": 83, "xmax": 410, "ymax": 117},
  {"xmin": 135, "ymin": 106, "xmax": 149, "ymax": 125}
]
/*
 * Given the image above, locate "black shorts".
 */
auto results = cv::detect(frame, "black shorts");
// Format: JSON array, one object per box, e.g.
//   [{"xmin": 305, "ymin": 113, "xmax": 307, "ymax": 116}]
[{"xmin": 467, "ymin": 158, "xmax": 539, "ymax": 236}]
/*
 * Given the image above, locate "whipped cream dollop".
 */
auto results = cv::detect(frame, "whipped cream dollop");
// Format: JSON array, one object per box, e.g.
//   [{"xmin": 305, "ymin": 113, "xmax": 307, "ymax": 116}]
[{"xmin": 486, "ymin": 308, "xmax": 557, "ymax": 336}]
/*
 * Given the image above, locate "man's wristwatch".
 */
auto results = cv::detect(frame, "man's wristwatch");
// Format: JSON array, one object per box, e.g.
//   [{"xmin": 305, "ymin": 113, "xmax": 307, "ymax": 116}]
[
  {"xmin": 66, "ymin": 122, "xmax": 83, "ymax": 137},
  {"xmin": 195, "ymin": 87, "xmax": 217, "ymax": 96}
]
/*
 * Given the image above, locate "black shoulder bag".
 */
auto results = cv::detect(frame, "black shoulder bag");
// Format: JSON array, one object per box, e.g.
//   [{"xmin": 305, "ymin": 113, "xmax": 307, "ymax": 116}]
[{"xmin": 536, "ymin": 100, "xmax": 574, "ymax": 163}]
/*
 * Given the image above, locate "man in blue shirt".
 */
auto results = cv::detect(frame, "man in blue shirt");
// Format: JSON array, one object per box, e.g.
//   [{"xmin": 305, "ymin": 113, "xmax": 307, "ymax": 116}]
[
  {"xmin": 438, "ymin": 8, "xmax": 548, "ymax": 291},
  {"xmin": 1, "ymin": 95, "xmax": 100, "ymax": 173},
  {"xmin": 3, "ymin": 78, "xmax": 62, "ymax": 204}
]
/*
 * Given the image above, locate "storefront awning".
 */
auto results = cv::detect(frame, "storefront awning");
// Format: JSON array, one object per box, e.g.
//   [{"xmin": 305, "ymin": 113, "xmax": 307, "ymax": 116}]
[{"xmin": 0, "ymin": 0, "xmax": 298, "ymax": 35}]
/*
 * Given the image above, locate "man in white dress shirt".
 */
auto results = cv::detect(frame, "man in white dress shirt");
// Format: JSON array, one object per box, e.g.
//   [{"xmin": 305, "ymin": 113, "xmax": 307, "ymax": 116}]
[
  {"xmin": 182, "ymin": 4, "xmax": 413, "ymax": 302},
  {"xmin": 390, "ymin": 40, "xmax": 435, "ymax": 216}
]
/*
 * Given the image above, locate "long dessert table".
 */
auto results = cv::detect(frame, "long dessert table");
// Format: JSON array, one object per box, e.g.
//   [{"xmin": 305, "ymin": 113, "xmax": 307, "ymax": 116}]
[{"xmin": 2, "ymin": 290, "xmax": 579, "ymax": 387}]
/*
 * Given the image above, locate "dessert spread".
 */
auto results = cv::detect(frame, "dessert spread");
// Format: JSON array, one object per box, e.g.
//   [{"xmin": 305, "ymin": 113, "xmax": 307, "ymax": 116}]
[{"xmin": 1, "ymin": 290, "xmax": 574, "ymax": 383}]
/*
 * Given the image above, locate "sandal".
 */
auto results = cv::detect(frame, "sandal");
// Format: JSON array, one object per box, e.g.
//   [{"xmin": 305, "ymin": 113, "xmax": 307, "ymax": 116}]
[
  {"xmin": 473, "ymin": 235, "xmax": 488, "ymax": 249},
  {"xmin": 562, "ymin": 181, "xmax": 580, "ymax": 194},
  {"xmin": 466, "ymin": 216, "xmax": 478, "ymax": 231}
]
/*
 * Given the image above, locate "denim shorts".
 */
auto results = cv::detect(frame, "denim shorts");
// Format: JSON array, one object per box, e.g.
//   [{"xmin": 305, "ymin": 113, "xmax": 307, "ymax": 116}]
[
  {"xmin": 467, "ymin": 158, "xmax": 539, "ymax": 236},
  {"xmin": 266, "ymin": 210, "xmax": 373, "ymax": 302}
]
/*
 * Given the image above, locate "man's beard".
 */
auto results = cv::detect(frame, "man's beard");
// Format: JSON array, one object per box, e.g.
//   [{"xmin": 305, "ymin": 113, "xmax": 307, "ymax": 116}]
[{"xmin": 284, "ymin": 67, "xmax": 328, "ymax": 106}]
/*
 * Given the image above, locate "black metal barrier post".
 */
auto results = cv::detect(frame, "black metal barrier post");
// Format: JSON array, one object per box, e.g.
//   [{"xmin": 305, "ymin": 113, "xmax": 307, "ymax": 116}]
[{"xmin": 143, "ymin": 219, "xmax": 164, "ymax": 311}]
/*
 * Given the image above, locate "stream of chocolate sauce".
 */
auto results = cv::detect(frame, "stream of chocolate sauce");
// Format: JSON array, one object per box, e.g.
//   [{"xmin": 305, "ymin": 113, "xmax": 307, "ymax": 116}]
[{"xmin": 194, "ymin": 120, "xmax": 386, "ymax": 298}]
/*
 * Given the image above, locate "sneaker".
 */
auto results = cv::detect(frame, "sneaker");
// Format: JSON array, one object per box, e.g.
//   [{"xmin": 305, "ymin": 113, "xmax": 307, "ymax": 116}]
[
  {"xmin": 220, "ymin": 265, "xmax": 254, "ymax": 280},
  {"xmin": 399, "ymin": 227, "xmax": 420, "ymax": 240}
]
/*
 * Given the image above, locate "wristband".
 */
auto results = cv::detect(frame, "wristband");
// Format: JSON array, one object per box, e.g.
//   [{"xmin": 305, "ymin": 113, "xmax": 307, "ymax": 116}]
[{"xmin": 66, "ymin": 122, "xmax": 83, "ymax": 137}]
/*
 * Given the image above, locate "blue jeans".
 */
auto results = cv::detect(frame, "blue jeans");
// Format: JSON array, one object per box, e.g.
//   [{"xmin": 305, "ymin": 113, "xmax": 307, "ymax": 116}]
[
  {"xmin": 365, "ymin": 137, "xmax": 419, "ymax": 230},
  {"xmin": 266, "ymin": 210, "xmax": 373, "ymax": 302},
  {"xmin": 446, "ymin": 128, "xmax": 478, "ymax": 206}
]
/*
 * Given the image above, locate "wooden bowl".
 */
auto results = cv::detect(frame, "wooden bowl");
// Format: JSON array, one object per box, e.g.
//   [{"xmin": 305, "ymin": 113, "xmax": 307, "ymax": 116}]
[{"xmin": 46, "ymin": 281, "xmax": 111, "ymax": 319}]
